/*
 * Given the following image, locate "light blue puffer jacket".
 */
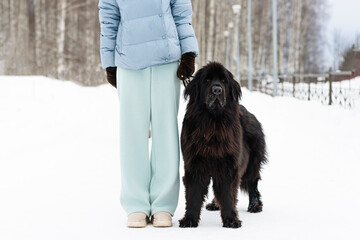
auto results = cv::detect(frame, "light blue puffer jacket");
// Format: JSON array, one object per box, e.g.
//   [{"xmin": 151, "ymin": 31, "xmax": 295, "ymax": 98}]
[{"xmin": 98, "ymin": 0, "xmax": 199, "ymax": 70}]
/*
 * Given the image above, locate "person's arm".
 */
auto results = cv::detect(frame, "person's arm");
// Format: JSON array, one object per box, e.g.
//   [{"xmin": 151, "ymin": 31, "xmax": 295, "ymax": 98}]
[
  {"xmin": 98, "ymin": 0, "xmax": 120, "ymax": 69},
  {"xmin": 170, "ymin": 0, "xmax": 199, "ymax": 57}
]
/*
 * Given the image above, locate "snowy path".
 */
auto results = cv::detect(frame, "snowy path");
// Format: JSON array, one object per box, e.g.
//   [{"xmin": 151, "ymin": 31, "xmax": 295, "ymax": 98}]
[{"xmin": 0, "ymin": 76, "xmax": 359, "ymax": 240}]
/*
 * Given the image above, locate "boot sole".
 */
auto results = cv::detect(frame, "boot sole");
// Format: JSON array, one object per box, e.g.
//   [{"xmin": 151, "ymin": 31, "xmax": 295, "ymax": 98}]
[
  {"xmin": 127, "ymin": 217, "xmax": 149, "ymax": 228},
  {"xmin": 152, "ymin": 220, "xmax": 173, "ymax": 227},
  {"xmin": 127, "ymin": 221, "xmax": 147, "ymax": 228}
]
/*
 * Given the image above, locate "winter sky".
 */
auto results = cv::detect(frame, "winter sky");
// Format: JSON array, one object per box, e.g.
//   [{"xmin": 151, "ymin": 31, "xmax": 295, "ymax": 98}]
[
  {"xmin": 326, "ymin": 0, "xmax": 360, "ymax": 66},
  {"xmin": 328, "ymin": 0, "xmax": 360, "ymax": 40}
]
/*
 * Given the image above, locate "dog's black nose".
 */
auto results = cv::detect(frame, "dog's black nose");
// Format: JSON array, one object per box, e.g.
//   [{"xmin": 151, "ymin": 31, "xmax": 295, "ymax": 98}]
[{"xmin": 212, "ymin": 85, "xmax": 222, "ymax": 95}]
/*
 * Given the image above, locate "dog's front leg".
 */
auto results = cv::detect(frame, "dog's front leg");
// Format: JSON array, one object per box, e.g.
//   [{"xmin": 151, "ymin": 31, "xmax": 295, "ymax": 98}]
[
  {"xmin": 213, "ymin": 173, "xmax": 242, "ymax": 228},
  {"xmin": 179, "ymin": 170, "xmax": 210, "ymax": 228}
]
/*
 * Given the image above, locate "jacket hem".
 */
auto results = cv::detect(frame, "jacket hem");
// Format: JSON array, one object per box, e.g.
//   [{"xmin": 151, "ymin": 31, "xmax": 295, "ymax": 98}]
[{"xmin": 115, "ymin": 57, "xmax": 181, "ymax": 71}]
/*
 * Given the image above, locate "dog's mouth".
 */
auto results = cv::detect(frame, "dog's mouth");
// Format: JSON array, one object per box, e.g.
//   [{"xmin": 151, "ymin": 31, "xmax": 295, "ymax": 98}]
[{"xmin": 207, "ymin": 93, "xmax": 226, "ymax": 109}]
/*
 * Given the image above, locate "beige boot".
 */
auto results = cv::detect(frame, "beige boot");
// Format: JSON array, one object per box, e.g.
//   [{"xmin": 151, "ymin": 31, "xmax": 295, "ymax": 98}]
[
  {"xmin": 151, "ymin": 212, "xmax": 173, "ymax": 227},
  {"xmin": 127, "ymin": 212, "xmax": 149, "ymax": 228}
]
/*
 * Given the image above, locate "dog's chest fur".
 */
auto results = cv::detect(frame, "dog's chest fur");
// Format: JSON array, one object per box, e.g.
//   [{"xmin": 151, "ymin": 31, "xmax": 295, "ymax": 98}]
[{"xmin": 182, "ymin": 114, "xmax": 242, "ymax": 159}]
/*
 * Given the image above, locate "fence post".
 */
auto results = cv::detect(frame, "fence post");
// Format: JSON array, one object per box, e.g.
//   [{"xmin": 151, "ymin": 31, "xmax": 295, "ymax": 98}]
[
  {"xmin": 307, "ymin": 77, "xmax": 311, "ymax": 101},
  {"xmin": 329, "ymin": 70, "xmax": 333, "ymax": 105},
  {"xmin": 292, "ymin": 75, "xmax": 296, "ymax": 97}
]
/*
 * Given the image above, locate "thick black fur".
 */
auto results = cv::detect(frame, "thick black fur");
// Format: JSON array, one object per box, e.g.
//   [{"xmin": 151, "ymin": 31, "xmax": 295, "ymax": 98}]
[{"xmin": 179, "ymin": 62, "xmax": 267, "ymax": 228}]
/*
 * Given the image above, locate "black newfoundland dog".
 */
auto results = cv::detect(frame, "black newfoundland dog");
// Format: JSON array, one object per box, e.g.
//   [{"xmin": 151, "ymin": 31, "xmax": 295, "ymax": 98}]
[{"xmin": 179, "ymin": 62, "xmax": 267, "ymax": 228}]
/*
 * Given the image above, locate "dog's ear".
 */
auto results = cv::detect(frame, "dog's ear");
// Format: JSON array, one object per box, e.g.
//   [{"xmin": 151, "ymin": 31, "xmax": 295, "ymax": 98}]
[
  {"xmin": 227, "ymin": 69, "xmax": 242, "ymax": 102},
  {"xmin": 184, "ymin": 68, "xmax": 203, "ymax": 103}
]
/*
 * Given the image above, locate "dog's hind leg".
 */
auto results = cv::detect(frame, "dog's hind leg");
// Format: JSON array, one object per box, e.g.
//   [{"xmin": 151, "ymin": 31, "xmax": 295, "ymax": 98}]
[
  {"xmin": 206, "ymin": 198, "xmax": 220, "ymax": 211},
  {"xmin": 179, "ymin": 171, "xmax": 210, "ymax": 228},
  {"xmin": 246, "ymin": 178, "xmax": 263, "ymax": 213},
  {"xmin": 241, "ymin": 165, "xmax": 263, "ymax": 213},
  {"xmin": 240, "ymin": 142, "xmax": 265, "ymax": 213}
]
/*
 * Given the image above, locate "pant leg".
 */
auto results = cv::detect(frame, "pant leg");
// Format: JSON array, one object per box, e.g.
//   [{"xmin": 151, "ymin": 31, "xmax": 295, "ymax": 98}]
[
  {"xmin": 117, "ymin": 67, "xmax": 151, "ymax": 217},
  {"xmin": 149, "ymin": 61, "xmax": 181, "ymax": 216}
]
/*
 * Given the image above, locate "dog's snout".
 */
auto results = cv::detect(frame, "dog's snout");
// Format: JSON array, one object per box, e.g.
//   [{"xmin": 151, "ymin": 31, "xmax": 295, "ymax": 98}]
[{"xmin": 212, "ymin": 85, "xmax": 222, "ymax": 95}]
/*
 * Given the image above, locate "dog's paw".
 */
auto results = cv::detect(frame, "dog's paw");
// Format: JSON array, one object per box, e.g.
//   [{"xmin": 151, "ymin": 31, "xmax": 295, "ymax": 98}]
[
  {"xmin": 206, "ymin": 202, "xmax": 220, "ymax": 211},
  {"xmin": 248, "ymin": 199, "xmax": 263, "ymax": 213},
  {"xmin": 179, "ymin": 217, "xmax": 198, "ymax": 228},
  {"xmin": 248, "ymin": 203, "xmax": 263, "ymax": 213},
  {"xmin": 222, "ymin": 218, "xmax": 242, "ymax": 228}
]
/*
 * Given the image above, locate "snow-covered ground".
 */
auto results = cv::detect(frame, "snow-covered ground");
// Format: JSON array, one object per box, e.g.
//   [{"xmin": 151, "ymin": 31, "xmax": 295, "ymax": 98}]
[{"xmin": 0, "ymin": 76, "xmax": 359, "ymax": 240}]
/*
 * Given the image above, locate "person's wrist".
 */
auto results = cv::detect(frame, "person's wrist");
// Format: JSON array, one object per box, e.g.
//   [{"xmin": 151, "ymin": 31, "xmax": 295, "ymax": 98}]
[
  {"xmin": 182, "ymin": 52, "xmax": 196, "ymax": 58},
  {"xmin": 180, "ymin": 52, "xmax": 195, "ymax": 78},
  {"xmin": 181, "ymin": 52, "xmax": 195, "ymax": 65},
  {"xmin": 105, "ymin": 67, "xmax": 117, "ymax": 88},
  {"xmin": 106, "ymin": 67, "xmax": 117, "ymax": 74}
]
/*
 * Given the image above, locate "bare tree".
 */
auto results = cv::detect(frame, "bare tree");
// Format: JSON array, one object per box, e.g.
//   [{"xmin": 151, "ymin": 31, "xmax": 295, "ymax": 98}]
[{"xmin": 332, "ymin": 29, "xmax": 344, "ymax": 70}]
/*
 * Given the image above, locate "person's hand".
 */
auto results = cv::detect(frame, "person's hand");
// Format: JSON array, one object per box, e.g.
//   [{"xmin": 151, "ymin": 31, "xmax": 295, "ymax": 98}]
[
  {"xmin": 177, "ymin": 52, "xmax": 195, "ymax": 81},
  {"xmin": 106, "ymin": 67, "xmax": 117, "ymax": 88}
]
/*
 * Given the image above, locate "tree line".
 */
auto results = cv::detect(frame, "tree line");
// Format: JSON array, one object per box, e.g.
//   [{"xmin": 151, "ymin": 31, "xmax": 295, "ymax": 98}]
[
  {"xmin": 0, "ymin": 0, "xmax": 103, "ymax": 85},
  {"xmin": 193, "ymin": 0, "xmax": 328, "ymax": 77},
  {"xmin": 0, "ymin": 0, "xmax": 328, "ymax": 86}
]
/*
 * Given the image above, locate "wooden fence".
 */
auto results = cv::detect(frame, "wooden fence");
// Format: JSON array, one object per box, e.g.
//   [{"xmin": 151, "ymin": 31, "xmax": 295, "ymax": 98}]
[{"xmin": 241, "ymin": 70, "xmax": 360, "ymax": 109}]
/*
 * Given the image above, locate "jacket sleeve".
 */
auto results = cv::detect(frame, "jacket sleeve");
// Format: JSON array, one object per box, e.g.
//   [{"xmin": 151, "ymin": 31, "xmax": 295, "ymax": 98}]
[
  {"xmin": 98, "ymin": 0, "xmax": 120, "ymax": 69},
  {"xmin": 170, "ymin": 0, "xmax": 199, "ymax": 57}
]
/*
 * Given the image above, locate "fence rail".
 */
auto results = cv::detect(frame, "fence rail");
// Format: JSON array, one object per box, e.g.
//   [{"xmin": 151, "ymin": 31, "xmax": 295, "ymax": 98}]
[{"xmin": 241, "ymin": 70, "xmax": 360, "ymax": 109}]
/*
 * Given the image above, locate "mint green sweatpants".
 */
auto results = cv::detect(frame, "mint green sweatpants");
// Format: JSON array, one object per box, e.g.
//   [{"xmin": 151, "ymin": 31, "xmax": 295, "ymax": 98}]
[{"xmin": 116, "ymin": 61, "xmax": 181, "ymax": 217}]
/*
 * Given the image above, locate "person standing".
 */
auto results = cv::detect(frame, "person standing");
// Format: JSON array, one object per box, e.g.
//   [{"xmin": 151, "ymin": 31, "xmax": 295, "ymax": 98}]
[{"xmin": 98, "ymin": 0, "xmax": 198, "ymax": 228}]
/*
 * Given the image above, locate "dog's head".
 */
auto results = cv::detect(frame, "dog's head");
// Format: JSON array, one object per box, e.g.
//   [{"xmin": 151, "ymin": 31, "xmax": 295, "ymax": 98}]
[{"xmin": 184, "ymin": 62, "xmax": 242, "ymax": 114}]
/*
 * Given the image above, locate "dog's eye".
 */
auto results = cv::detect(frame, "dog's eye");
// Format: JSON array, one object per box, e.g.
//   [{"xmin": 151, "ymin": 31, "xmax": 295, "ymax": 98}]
[
  {"xmin": 221, "ymin": 79, "xmax": 225, "ymax": 83},
  {"xmin": 205, "ymin": 79, "xmax": 210, "ymax": 83}
]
